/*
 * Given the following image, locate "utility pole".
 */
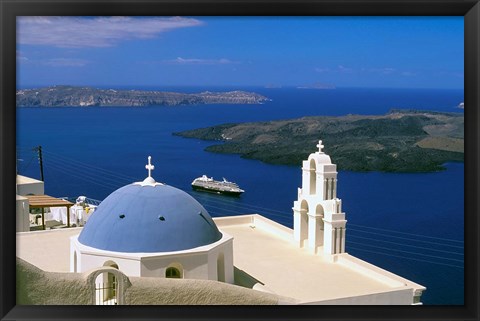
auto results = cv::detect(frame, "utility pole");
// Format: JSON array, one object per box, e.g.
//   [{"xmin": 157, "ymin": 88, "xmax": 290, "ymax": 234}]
[{"xmin": 33, "ymin": 145, "xmax": 44, "ymax": 181}]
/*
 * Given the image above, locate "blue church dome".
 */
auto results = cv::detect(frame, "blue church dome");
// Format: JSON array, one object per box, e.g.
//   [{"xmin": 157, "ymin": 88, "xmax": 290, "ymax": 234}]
[{"xmin": 78, "ymin": 182, "xmax": 222, "ymax": 253}]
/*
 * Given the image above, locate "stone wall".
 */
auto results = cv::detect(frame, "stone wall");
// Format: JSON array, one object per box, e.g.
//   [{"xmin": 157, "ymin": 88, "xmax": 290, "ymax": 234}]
[
  {"xmin": 16, "ymin": 258, "xmax": 91, "ymax": 304},
  {"xmin": 125, "ymin": 275, "xmax": 278, "ymax": 305},
  {"xmin": 16, "ymin": 258, "xmax": 279, "ymax": 305}
]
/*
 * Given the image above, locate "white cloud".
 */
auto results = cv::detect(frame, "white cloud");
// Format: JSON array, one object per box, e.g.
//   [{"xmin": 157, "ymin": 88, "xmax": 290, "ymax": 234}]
[
  {"xmin": 314, "ymin": 67, "xmax": 331, "ymax": 73},
  {"xmin": 434, "ymin": 71, "xmax": 463, "ymax": 78},
  {"xmin": 315, "ymin": 65, "xmax": 413, "ymax": 76},
  {"xmin": 314, "ymin": 65, "xmax": 354, "ymax": 74},
  {"xmin": 42, "ymin": 58, "xmax": 90, "ymax": 67},
  {"xmin": 165, "ymin": 57, "xmax": 238, "ymax": 65},
  {"xmin": 337, "ymin": 65, "xmax": 354, "ymax": 73},
  {"xmin": 17, "ymin": 16, "xmax": 203, "ymax": 48},
  {"xmin": 364, "ymin": 67, "xmax": 396, "ymax": 75},
  {"xmin": 16, "ymin": 50, "xmax": 28, "ymax": 61}
]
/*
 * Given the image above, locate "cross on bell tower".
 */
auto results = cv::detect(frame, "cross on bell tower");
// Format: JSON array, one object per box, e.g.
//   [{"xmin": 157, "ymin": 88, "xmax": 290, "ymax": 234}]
[{"xmin": 316, "ymin": 140, "xmax": 325, "ymax": 153}]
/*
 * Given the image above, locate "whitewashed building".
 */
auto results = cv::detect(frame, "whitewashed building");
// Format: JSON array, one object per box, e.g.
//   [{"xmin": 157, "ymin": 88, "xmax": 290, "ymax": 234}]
[
  {"xmin": 70, "ymin": 157, "xmax": 234, "ymax": 283},
  {"xmin": 16, "ymin": 175, "xmax": 45, "ymax": 232},
  {"xmin": 18, "ymin": 144, "xmax": 426, "ymax": 305}
]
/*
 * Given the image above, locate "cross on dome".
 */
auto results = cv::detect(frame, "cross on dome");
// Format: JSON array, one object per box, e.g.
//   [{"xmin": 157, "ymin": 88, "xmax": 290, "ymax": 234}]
[
  {"xmin": 135, "ymin": 155, "xmax": 161, "ymax": 186},
  {"xmin": 145, "ymin": 156, "xmax": 155, "ymax": 178},
  {"xmin": 316, "ymin": 140, "xmax": 325, "ymax": 153}
]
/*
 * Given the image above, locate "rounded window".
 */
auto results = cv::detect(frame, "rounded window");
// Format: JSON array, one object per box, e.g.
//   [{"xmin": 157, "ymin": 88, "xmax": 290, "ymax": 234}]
[{"xmin": 166, "ymin": 267, "xmax": 181, "ymax": 278}]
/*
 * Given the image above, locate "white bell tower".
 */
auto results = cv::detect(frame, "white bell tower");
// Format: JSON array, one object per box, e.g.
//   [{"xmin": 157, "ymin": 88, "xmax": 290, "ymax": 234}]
[{"xmin": 292, "ymin": 140, "xmax": 347, "ymax": 255}]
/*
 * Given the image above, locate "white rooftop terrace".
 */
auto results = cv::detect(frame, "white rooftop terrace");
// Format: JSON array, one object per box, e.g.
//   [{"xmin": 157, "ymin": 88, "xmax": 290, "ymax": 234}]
[
  {"xmin": 16, "ymin": 214, "xmax": 425, "ymax": 305},
  {"xmin": 16, "ymin": 175, "xmax": 43, "ymax": 185},
  {"xmin": 215, "ymin": 214, "xmax": 424, "ymax": 304},
  {"xmin": 16, "ymin": 174, "xmax": 45, "ymax": 196}
]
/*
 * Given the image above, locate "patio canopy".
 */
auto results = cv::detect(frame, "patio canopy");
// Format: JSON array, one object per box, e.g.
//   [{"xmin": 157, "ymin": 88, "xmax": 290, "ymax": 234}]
[{"xmin": 25, "ymin": 195, "xmax": 74, "ymax": 230}]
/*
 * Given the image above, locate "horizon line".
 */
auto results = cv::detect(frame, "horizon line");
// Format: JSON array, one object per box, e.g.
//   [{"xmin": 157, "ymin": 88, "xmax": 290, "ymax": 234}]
[{"xmin": 16, "ymin": 84, "xmax": 465, "ymax": 91}]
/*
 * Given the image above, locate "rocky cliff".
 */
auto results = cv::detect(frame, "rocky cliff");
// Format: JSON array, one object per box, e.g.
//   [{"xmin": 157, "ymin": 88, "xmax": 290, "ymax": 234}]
[{"xmin": 16, "ymin": 86, "xmax": 269, "ymax": 107}]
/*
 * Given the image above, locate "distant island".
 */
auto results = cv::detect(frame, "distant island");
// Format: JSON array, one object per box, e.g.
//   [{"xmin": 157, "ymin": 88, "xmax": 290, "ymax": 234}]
[
  {"xmin": 174, "ymin": 109, "xmax": 464, "ymax": 172},
  {"xmin": 16, "ymin": 85, "xmax": 269, "ymax": 107},
  {"xmin": 297, "ymin": 82, "xmax": 336, "ymax": 90}
]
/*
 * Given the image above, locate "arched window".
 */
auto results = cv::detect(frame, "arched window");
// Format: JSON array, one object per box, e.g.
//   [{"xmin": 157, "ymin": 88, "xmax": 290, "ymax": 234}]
[
  {"xmin": 103, "ymin": 261, "xmax": 119, "ymax": 269},
  {"xmin": 299, "ymin": 199, "xmax": 309, "ymax": 247},
  {"xmin": 94, "ymin": 261, "xmax": 120, "ymax": 305},
  {"xmin": 90, "ymin": 267, "xmax": 127, "ymax": 305},
  {"xmin": 166, "ymin": 267, "xmax": 181, "ymax": 278},
  {"xmin": 315, "ymin": 204, "xmax": 325, "ymax": 231}
]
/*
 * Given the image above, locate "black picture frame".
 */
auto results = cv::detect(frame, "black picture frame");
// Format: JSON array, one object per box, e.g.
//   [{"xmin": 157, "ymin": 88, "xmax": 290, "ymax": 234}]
[{"xmin": 1, "ymin": 0, "xmax": 478, "ymax": 320}]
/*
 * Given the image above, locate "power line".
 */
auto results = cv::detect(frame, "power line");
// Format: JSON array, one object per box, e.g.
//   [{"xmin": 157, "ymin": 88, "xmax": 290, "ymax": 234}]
[
  {"xmin": 43, "ymin": 151, "xmax": 137, "ymax": 183},
  {"xmin": 347, "ymin": 228, "xmax": 464, "ymax": 249},
  {"xmin": 17, "ymin": 155, "xmax": 35, "ymax": 172},
  {"xmin": 347, "ymin": 234, "xmax": 463, "ymax": 256},
  {"xmin": 45, "ymin": 157, "xmax": 131, "ymax": 187},
  {"xmin": 348, "ymin": 223, "xmax": 463, "ymax": 243},
  {"xmin": 36, "ymin": 147, "xmax": 464, "ymax": 260},
  {"xmin": 45, "ymin": 162, "xmax": 120, "ymax": 190},
  {"xmin": 346, "ymin": 240, "xmax": 464, "ymax": 263},
  {"xmin": 193, "ymin": 192, "xmax": 464, "ymax": 247},
  {"xmin": 16, "ymin": 147, "xmax": 36, "ymax": 153},
  {"xmin": 40, "ymin": 162, "xmax": 465, "ymax": 269},
  {"xmin": 191, "ymin": 191, "xmax": 291, "ymax": 216},
  {"xmin": 193, "ymin": 194, "xmax": 463, "ymax": 252},
  {"xmin": 347, "ymin": 245, "xmax": 464, "ymax": 269},
  {"xmin": 41, "ymin": 148, "xmax": 282, "ymax": 219},
  {"xmin": 199, "ymin": 202, "xmax": 290, "ymax": 226},
  {"xmin": 44, "ymin": 162, "xmax": 121, "ymax": 191},
  {"xmin": 40, "ymin": 149, "xmax": 292, "ymax": 223},
  {"xmin": 42, "ymin": 150, "xmax": 138, "ymax": 182},
  {"xmin": 192, "ymin": 192, "xmax": 464, "ymax": 250},
  {"xmin": 197, "ymin": 196, "xmax": 288, "ymax": 218}
]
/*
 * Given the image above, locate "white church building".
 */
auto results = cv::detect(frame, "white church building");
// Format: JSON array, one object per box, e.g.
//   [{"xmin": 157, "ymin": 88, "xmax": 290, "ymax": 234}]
[
  {"xmin": 70, "ymin": 157, "xmax": 234, "ymax": 283},
  {"xmin": 16, "ymin": 141, "xmax": 426, "ymax": 305}
]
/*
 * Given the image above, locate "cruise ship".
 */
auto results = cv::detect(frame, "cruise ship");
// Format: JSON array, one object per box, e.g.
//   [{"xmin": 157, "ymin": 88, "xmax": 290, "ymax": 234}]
[{"xmin": 191, "ymin": 175, "xmax": 245, "ymax": 196}]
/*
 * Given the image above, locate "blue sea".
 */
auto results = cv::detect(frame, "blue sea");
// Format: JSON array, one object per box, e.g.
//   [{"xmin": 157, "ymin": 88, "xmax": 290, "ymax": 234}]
[{"xmin": 16, "ymin": 87, "xmax": 464, "ymax": 305}]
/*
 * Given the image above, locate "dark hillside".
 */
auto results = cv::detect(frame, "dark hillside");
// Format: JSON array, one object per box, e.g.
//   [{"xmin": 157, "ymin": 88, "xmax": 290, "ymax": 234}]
[{"xmin": 175, "ymin": 110, "xmax": 464, "ymax": 172}]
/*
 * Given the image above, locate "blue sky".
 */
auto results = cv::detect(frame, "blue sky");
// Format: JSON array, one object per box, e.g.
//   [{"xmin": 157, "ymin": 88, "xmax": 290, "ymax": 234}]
[{"xmin": 17, "ymin": 16, "xmax": 464, "ymax": 89}]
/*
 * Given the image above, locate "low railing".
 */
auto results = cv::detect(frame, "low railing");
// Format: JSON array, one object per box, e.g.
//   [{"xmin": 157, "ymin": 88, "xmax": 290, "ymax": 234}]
[
  {"xmin": 59, "ymin": 196, "xmax": 102, "ymax": 206},
  {"xmin": 95, "ymin": 281, "xmax": 118, "ymax": 305}
]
